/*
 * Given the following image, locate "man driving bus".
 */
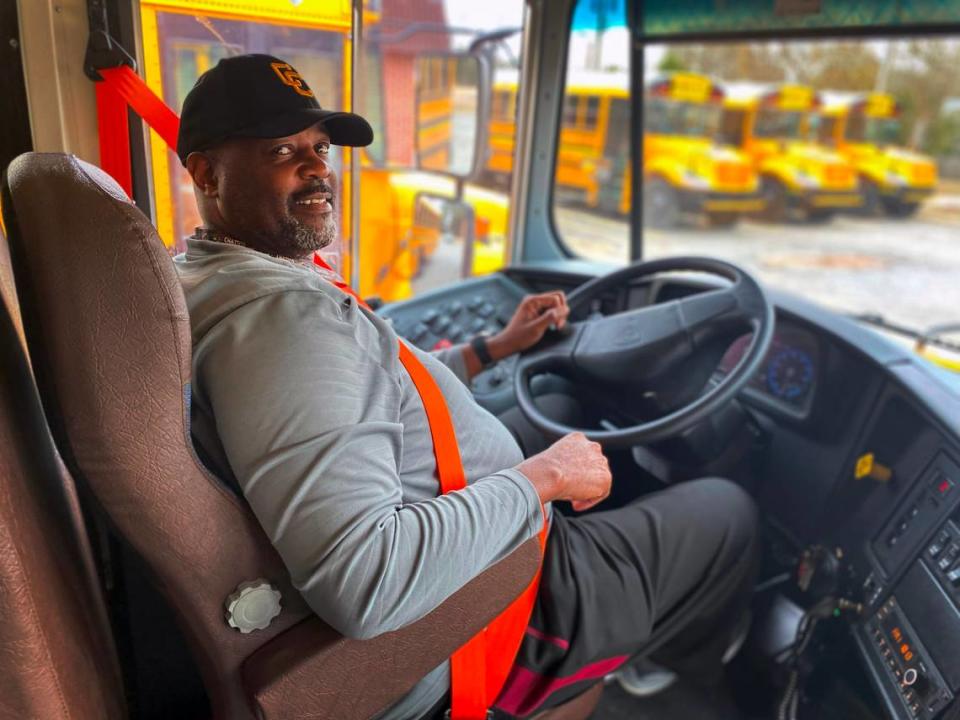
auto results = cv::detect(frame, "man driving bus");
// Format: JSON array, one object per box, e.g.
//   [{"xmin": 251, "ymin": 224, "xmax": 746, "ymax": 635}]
[{"xmin": 173, "ymin": 54, "xmax": 758, "ymax": 719}]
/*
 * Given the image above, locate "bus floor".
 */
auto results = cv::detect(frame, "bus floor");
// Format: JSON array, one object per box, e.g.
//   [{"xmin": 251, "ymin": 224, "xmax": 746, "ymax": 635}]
[{"xmin": 591, "ymin": 674, "xmax": 749, "ymax": 720}]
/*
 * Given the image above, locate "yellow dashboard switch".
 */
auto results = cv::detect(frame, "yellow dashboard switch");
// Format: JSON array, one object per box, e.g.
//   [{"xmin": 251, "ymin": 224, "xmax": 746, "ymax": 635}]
[{"xmin": 855, "ymin": 453, "xmax": 893, "ymax": 482}]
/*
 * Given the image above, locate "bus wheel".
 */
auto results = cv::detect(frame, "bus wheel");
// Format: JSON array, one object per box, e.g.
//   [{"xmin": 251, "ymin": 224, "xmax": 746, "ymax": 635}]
[
  {"xmin": 805, "ymin": 208, "xmax": 835, "ymax": 223},
  {"xmin": 644, "ymin": 178, "xmax": 680, "ymax": 228},
  {"xmin": 759, "ymin": 177, "xmax": 788, "ymax": 222},
  {"xmin": 707, "ymin": 212, "xmax": 739, "ymax": 228},
  {"xmin": 882, "ymin": 198, "xmax": 921, "ymax": 218},
  {"xmin": 860, "ymin": 179, "xmax": 882, "ymax": 216}
]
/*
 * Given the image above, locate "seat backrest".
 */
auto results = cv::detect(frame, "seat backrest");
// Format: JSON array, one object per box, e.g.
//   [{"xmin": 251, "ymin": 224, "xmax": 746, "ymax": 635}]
[
  {"xmin": 1, "ymin": 152, "xmax": 540, "ymax": 720},
  {"xmin": 0, "ymin": 220, "xmax": 127, "ymax": 720}
]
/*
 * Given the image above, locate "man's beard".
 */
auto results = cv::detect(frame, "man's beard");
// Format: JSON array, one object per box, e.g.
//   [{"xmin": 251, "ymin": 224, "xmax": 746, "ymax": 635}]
[{"xmin": 259, "ymin": 211, "xmax": 337, "ymax": 258}]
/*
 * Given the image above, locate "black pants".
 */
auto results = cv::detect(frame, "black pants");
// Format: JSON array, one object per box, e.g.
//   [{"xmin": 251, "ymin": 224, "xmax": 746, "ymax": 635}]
[{"xmin": 492, "ymin": 477, "xmax": 759, "ymax": 718}]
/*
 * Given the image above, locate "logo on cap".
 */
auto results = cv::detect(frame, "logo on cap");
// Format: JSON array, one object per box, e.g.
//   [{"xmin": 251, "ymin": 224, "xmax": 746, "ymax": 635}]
[{"xmin": 270, "ymin": 62, "xmax": 313, "ymax": 98}]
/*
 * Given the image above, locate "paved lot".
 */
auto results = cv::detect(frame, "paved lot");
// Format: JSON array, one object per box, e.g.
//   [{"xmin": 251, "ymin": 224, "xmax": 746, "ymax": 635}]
[{"xmin": 558, "ymin": 202, "xmax": 960, "ymax": 332}]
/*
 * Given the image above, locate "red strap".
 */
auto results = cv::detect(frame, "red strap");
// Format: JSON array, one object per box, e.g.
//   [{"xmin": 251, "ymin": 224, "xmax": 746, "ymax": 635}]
[
  {"xmin": 95, "ymin": 80, "xmax": 132, "ymax": 197},
  {"xmin": 93, "ymin": 65, "xmax": 180, "ymax": 197},
  {"xmin": 314, "ymin": 255, "xmax": 547, "ymax": 719},
  {"xmin": 99, "ymin": 66, "xmax": 180, "ymax": 152}
]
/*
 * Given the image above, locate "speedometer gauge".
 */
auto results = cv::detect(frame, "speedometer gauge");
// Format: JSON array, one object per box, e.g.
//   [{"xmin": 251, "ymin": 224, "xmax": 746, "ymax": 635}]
[{"xmin": 766, "ymin": 348, "xmax": 815, "ymax": 403}]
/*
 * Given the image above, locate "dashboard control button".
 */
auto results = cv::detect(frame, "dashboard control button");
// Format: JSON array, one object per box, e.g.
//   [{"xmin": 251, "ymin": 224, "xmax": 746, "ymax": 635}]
[
  {"xmin": 470, "ymin": 318, "xmax": 486, "ymax": 332},
  {"xmin": 449, "ymin": 301, "xmax": 463, "ymax": 316},
  {"xmin": 937, "ymin": 545, "xmax": 959, "ymax": 571},
  {"xmin": 468, "ymin": 295, "xmax": 484, "ymax": 310},
  {"xmin": 434, "ymin": 316, "xmax": 451, "ymax": 333},
  {"xmin": 477, "ymin": 303, "xmax": 495, "ymax": 318},
  {"xmin": 411, "ymin": 323, "xmax": 429, "ymax": 341},
  {"xmin": 928, "ymin": 532, "xmax": 950, "ymax": 558},
  {"xmin": 422, "ymin": 309, "xmax": 439, "ymax": 325},
  {"xmin": 946, "ymin": 566, "xmax": 960, "ymax": 587},
  {"xmin": 930, "ymin": 473, "xmax": 954, "ymax": 499}
]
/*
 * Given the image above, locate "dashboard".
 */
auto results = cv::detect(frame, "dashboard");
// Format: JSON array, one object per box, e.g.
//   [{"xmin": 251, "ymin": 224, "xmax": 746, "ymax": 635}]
[{"xmin": 380, "ymin": 268, "xmax": 960, "ymax": 720}]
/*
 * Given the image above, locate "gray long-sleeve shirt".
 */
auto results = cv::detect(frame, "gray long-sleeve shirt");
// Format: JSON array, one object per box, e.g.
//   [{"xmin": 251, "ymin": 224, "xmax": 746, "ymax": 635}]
[{"xmin": 174, "ymin": 239, "xmax": 546, "ymax": 719}]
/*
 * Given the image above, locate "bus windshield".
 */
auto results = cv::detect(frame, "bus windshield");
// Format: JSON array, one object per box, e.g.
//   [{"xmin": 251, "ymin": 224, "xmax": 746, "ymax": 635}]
[
  {"xmin": 553, "ymin": 27, "xmax": 957, "ymax": 333},
  {"xmin": 754, "ymin": 109, "xmax": 804, "ymax": 139},
  {"xmin": 646, "ymin": 98, "xmax": 722, "ymax": 138},
  {"xmin": 847, "ymin": 116, "xmax": 903, "ymax": 145}
]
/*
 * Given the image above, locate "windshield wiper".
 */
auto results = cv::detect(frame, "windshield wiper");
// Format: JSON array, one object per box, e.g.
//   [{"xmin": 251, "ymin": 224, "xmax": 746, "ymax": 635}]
[{"xmin": 852, "ymin": 314, "xmax": 960, "ymax": 353}]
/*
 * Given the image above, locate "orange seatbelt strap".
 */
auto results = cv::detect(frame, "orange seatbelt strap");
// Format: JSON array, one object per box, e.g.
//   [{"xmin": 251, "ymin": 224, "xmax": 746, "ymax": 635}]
[{"xmin": 314, "ymin": 255, "xmax": 548, "ymax": 719}]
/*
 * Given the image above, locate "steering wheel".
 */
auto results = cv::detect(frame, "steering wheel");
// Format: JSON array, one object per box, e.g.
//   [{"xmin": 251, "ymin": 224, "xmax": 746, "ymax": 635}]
[{"xmin": 514, "ymin": 257, "xmax": 774, "ymax": 447}]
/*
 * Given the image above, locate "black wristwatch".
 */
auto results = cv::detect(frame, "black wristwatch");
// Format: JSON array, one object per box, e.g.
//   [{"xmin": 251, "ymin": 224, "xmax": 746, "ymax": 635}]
[{"xmin": 470, "ymin": 334, "xmax": 495, "ymax": 367}]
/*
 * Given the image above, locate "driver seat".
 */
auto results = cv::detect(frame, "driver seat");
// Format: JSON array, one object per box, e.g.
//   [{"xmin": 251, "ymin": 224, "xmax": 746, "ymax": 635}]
[{"xmin": 0, "ymin": 152, "xmax": 602, "ymax": 720}]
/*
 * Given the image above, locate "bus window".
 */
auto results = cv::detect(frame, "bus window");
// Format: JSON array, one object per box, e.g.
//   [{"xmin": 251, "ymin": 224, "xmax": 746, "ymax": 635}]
[
  {"xmin": 362, "ymin": 1, "xmax": 525, "ymax": 299},
  {"xmin": 138, "ymin": 0, "xmax": 524, "ymax": 303},
  {"xmin": 140, "ymin": 4, "xmax": 349, "ymax": 258},
  {"xmin": 552, "ymin": 0, "xmax": 631, "ymax": 261}
]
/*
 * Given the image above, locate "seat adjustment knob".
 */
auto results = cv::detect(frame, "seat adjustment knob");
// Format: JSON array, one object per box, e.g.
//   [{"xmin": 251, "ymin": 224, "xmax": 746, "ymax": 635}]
[{"xmin": 225, "ymin": 579, "xmax": 282, "ymax": 633}]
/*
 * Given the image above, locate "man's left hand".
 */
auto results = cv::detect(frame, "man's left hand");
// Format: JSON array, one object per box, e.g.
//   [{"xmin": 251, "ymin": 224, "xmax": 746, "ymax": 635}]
[{"xmin": 488, "ymin": 291, "xmax": 570, "ymax": 361}]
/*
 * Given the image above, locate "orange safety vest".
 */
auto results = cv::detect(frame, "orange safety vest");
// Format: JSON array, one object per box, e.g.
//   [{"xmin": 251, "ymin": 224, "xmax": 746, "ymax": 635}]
[
  {"xmin": 90, "ymin": 63, "xmax": 547, "ymax": 718},
  {"xmin": 314, "ymin": 256, "xmax": 549, "ymax": 719}
]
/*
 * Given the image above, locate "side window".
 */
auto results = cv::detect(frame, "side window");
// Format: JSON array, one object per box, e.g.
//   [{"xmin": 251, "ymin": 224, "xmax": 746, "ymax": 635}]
[
  {"xmin": 140, "ymin": 1, "xmax": 525, "ymax": 304},
  {"xmin": 553, "ymin": 0, "xmax": 630, "ymax": 264},
  {"xmin": 360, "ymin": 1, "xmax": 525, "ymax": 301},
  {"xmin": 584, "ymin": 96, "xmax": 601, "ymax": 129},
  {"xmin": 562, "ymin": 96, "xmax": 580, "ymax": 128},
  {"xmin": 140, "ymin": 5, "xmax": 347, "ymax": 256}
]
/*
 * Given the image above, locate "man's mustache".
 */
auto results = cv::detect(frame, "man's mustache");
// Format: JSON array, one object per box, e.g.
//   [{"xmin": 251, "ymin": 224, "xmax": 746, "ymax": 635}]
[{"xmin": 292, "ymin": 182, "xmax": 336, "ymax": 205}]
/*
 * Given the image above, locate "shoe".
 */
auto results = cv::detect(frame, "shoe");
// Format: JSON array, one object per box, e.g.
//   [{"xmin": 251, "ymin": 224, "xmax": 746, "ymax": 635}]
[
  {"xmin": 611, "ymin": 611, "xmax": 752, "ymax": 699},
  {"xmin": 612, "ymin": 661, "xmax": 678, "ymax": 698}
]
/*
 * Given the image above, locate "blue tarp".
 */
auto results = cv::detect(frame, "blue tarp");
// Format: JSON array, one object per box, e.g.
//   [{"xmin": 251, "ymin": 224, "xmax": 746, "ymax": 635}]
[{"xmin": 572, "ymin": 0, "xmax": 627, "ymax": 31}]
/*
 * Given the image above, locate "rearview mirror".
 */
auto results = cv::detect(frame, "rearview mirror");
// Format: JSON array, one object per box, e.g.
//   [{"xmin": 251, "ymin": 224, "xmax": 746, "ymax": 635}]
[{"xmin": 414, "ymin": 54, "xmax": 482, "ymax": 178}]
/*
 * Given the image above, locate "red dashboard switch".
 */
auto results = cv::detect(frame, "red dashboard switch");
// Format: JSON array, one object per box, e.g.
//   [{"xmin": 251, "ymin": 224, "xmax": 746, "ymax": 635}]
[{"xmin": 432, "ymin": 338, "xmax": 453, "ymax": 350}]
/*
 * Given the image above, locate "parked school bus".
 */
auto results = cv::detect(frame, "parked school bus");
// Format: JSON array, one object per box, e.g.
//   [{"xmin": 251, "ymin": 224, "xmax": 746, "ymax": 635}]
[
  {"xmin": 4, "ymin": 1, "xmax": 960, "ymax": 720},
  {"xmin": 818, "ymin": 92, "xmax": 938, "ymax": 217},
  {"xmin": 488, "ymin": 71, "xmax": 762, "ymax": 226},
  {"xmin": 721, "ymin": 83, "xmax": 861, "ymax": 222}
]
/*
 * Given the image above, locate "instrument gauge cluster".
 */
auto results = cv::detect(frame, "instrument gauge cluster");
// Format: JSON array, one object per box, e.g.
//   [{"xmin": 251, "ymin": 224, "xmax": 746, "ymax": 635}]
[{"xmin": 718, "ymin": 323, "xmax": 820, "ymax": 416}]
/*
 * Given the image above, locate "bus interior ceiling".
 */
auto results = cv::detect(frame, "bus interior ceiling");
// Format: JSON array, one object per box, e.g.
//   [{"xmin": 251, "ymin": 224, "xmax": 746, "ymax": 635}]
[{"xmin": 4, "ymin": 1, "xmax": 960, "ymax": 719}]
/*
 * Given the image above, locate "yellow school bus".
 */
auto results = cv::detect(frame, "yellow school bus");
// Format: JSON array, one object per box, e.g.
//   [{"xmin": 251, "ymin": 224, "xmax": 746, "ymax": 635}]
[
  {"xmin": 488, "ymin": 71, "xmax": 761, "ymax": 226},
  {"xmin": 643, "ymin": 73, "xmax": 761, "ymax": 227},
  {"xmin": 818, "ymin": 92, "xmax": 938, "ymax": 217},
  {"xmin": 721, "ymin": 83, "xmax": 861, "ymax": 222},
  {"xmin": 487, "ymin": 69, "xmax": 634, "ymax": 214}
]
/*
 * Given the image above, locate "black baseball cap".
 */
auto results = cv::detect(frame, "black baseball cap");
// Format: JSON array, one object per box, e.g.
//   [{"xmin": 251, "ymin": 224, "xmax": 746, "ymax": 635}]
[{"xmin": 176, "ymin": 54, "xmax": 373, "ymax": 165}]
